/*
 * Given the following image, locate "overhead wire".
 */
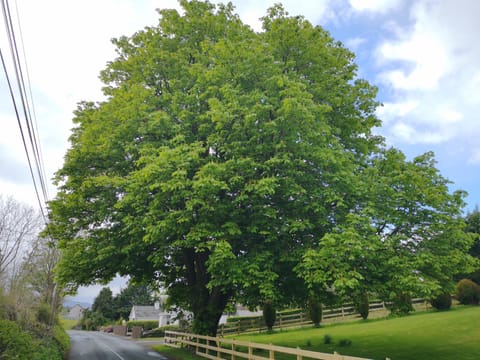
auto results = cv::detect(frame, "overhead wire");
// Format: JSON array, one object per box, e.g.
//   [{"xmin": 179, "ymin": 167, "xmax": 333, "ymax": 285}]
[
  {"xmin": 13, "ymin": 0, "xmax": 49, "ymax": 201},
  {"xmin": 3, "ymin": 0, "xmax": 49, "ymax": 204},
  {"xmin": 1, "ymin": 0, "xmax": 49, "ymax": 222}
]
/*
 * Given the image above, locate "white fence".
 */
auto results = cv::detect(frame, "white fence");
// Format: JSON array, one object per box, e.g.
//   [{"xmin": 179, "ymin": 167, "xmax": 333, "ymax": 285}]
[{"xmin": 165, "ymin": 330, "xmax": 386, "ymax": 360}]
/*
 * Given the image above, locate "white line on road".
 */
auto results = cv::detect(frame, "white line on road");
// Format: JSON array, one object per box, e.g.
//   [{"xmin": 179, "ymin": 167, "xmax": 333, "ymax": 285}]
[
  {"xmin": 147, "ymin": 351, "xmax": 164, "ymax": 358},
  {"xmin": 98, "ymin": 339, "xmax": 126, "ymax": 360}
]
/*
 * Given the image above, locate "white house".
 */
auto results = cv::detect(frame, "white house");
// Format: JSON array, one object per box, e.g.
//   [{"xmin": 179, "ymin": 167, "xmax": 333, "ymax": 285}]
[
  {"xmin": 65, "ymin": 304, "xmax": 86, "ymax": 320},
  {"xmin": 129, "ymin": 298, "xmax": 182, "ymax": 327},
  {"xmin": 129, "ymin": 302, "xmax": 163, "ymax": 322}
]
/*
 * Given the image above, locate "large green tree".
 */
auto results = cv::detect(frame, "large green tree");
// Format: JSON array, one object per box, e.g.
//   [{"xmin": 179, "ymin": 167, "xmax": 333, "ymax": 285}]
[
  {"xmin": 92, "ymin": 287, "xmax": 115, "ymax": 321},
  {"xmin": 298, "ymin": 149, "xmax": 473, "ymax": 309},
  {"xmin": 113, "ymin": 282, "xmax": 153, "ymax": 320},
  {"xmin": 463, "ymin": 208, "xmax": 480, "ymax": 283},
  {"xmin": 47, "ymin": 1, "xmax": 472, "ymax": 335}
]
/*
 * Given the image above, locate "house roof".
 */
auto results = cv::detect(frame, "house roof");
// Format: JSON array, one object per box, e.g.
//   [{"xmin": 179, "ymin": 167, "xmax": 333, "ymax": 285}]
[{"xmin": 131, "ymin": 305, "xmax": 161, "ymax": 320}]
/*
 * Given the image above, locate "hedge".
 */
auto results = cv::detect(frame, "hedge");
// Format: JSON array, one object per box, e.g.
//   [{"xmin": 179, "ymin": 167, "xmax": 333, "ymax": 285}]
[
  {"xmin": 0, "ymin": 319, "xmax": 35, "ymax": 359},
  {"xmin": 126, "ymin": 320, "xmax": 159, "ymax": 331},
  {"xmin": 0, "ymin": 320, "xmax": 70, "ymax": 360},
  {"xmin": 143, "ymin": 325, "xmax": 182, "ymax": 338}
]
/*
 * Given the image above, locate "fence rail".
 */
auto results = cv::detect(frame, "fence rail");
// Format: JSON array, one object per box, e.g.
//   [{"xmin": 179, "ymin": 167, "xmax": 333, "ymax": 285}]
[
  {"xmin": 165, "ymin": 330, "xmax": 383, "ymax": 360},
  {"xmin": 218, "ymin": 298, "xmax": 428, "ymax": 336}
]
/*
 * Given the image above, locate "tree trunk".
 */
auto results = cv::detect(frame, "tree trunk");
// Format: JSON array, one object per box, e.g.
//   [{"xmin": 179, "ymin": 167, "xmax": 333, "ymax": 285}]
[
  {"xmin": 184, "ymin": 249, "xmax": 233, "ymax": 336},
  {"xmin": 192, "ymin": 286, "xmax": 231, "ymax": 336}
]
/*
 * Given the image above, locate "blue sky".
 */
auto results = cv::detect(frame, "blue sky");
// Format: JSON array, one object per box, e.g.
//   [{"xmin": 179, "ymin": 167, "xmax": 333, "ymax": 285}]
[{"xmin": 1, "ymin": 0, "xmax": 479, "ymax": 303}]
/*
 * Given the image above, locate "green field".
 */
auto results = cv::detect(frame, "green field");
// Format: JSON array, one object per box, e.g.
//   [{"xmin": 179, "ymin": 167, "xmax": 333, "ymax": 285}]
[
  {"xmin": 59, "ymin": 317, "xmax": 79, "ymax": 330},
  {"xmin": 153, "ymin": 306, "xmax": 480, "ymax": 360}
]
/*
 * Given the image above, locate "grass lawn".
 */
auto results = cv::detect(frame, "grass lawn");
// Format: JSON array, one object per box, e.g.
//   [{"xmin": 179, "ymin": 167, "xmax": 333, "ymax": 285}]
[
  {"xmin": 234, "ymin": 305, "xmax": 480, "ymax": 360},
  {"xmin": 152, "ymin": 345, "xmax": 201, "ymax": 360},
  {"xmin": 59, "ymin": 317, "xmax": 79, "ymax": 330},
  {"xmin": 153, "ymin": 306, "xmax": 480, "ymax": 360}
]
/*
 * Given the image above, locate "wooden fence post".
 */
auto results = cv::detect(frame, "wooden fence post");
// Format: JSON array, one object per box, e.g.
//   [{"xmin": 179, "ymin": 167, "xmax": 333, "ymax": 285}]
[
  {"xmin": 269, "ymin": 344, "xmax": 274, "ymax": 360},
  {"xmin": 248, "ymin": 343, "xmax": 253, "ymax": 360},
  {"xmin": 297, "ymin": 347, "xmax": 302, "ymax": 360},
  {"xmin": 231, "ymin": 341, "xmax": 235, "ymax": 360},
  {"xmin": 237, "ymin": 320, "xmax": 241, "ymax": 334}
]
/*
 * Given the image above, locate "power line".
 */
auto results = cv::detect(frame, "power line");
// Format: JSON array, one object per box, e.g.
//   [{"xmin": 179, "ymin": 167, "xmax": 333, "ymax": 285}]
[
  {"xmin": 13, "ymin": 0, "xmax": 49, "ymax": 201},
  {"xmin": 1, "ymin": 0, "xmax": 49, "ymax": 221}
]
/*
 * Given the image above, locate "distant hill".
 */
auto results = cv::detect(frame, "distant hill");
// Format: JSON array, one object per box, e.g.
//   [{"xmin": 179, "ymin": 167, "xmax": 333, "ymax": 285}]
[{"xmin": 63, "ymin": 298, "xmax": 91, "ymax": 309}]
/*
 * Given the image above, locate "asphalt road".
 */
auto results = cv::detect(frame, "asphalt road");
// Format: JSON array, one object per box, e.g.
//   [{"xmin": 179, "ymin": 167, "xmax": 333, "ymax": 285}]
[{"xmin": 68, "ymin": 330, "xmax": 169, "ymax": 360}]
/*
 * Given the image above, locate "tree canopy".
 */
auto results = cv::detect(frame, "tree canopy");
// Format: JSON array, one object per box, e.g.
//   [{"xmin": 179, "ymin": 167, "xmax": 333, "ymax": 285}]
[{"xmin": 47, "ymin": 0, "xmax": 474, "ymax": 335}]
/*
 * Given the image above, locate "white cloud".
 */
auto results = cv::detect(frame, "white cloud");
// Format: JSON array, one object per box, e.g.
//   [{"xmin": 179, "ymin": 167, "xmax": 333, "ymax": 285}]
[
  {"xmin": 374, "ymin": 0, "xmax": 480, "ymax": 153},
  {"xmin": 469, "ymin": 149, "xmax": 480, "ymax": 165},
  {"xmin": 349, "ymin": 0, "xmax": 400, "ymax": 13},
  {"xmin": 233, "ymin": 0, "xmax": 337, "ymax": 31},
  {"xmin": 377, "ymin": 100, "xmax": 418, "ymax": 121},
  {"xmin": 346, "ymin": 37, "xmax": 367, "ymax": 50}
]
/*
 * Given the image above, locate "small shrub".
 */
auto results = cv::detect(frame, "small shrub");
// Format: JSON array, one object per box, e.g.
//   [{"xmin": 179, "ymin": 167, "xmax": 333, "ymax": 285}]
[
  {"xmin": 324, "ymin": 334, "xmax": 333, "ymax": 344},
  {"xmin": 338, "ymin": 338, "xmax": 352, "ymax": 347},
  {"xmin": 389, "ymin": 293, "xmax": 413, "ymax": 315},
  {"xmin": 308, "ymin": 297, "xmax": 322, "ymax": 327},
  {"xmin": 143, "ymin": 324, "xmax": 182, "ymax": 338},
  {"xmin": 126, "ymin": 320, "xmax": 159, "ymax": 331},
  {"xmin": 53, "ymin": 325, "xmax": 71, "ymax": 358},
  {"xmin": 36, "ymin": 303, "xmax": 52, "ymax": 325},
  {"xmin": 305, "ymin": 339, "xmax": 312, "ymax": 347},
  {"xmin": 354, "ymin": 293, "xmax": 370, "ymax": 320},
  {"xmin": 430, "ymin": 293, "xmax": 452, "ymax": 310},
  {"xmin": 0, "ymin": 319, "xmax": 35, "ymax": 359},
  {"xmin": 455, "ymin": 279, "xmax": 480, "ymax": 305},
  {"xmin": 262, "ymin": 300, "xmax": 276, "ymax": 331},
  {"xmin": 0, "ymin": 299, "xmax": 17, "ymax": 321}
]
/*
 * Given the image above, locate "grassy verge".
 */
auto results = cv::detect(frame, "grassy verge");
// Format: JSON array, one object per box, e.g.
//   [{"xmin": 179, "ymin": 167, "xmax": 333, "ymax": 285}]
[
  {"xmin": 59, "ymin": 317, "xmax": 79, "ymax": 330},
  {"xmin": 153, "ymin": 306, "xmax": 480, "ymax": 360},
  {"xmin": 234, "ymin": 305, "xmax": 480, "ymax": 360},
  {"xmin": 151, "ymin": 345, "xmax": 201, "ymax": 360}
]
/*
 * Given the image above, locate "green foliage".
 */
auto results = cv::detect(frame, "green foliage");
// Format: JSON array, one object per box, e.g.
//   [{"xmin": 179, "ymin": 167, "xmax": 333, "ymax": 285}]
[
  {"xmin": 323, "ymin": 334, "xmax": 332, "ymax": 344},
  {"xmin": 0, "ymin": 298, "xmax": 16, "ymax": 321},
  {"xmin": 0, "ymin": 320, "xmax": 68, "ymax": 360},
  {"xmin": 126, "ymin": 320, "xmax": 159, "ymax": 331},
  {"xmin": 430, "ymin": 293, "xmax": 452, "ymax": 310},
  {"xmin": 113, "ymin": 282, "xmax": 153, "ymax": 320},
  {"xmin": 53, "ymin": 324, "xmax": 70, "ymax": 358},
  {"xmin": 338, "ymin": 338, "xmax": 352, "ymax": 347},
  {"xmin": 0, "ymin": 319, "xmax": 35, "ymax": 359},
  {"xmin": 46, "ymin": 0, "xmax": 474, "ymax": 336},
  {"xmin": 353, "ymin": 292, "xmax": 370, "ymax": 320},
  {"xmin": 389, "ymin": 293, "xmax": 414, "ymax": 315},
  {"xmin": 308, "ymin": 297, "xmax": 322, "ymax": 326},
  {"xmin": 80, "ymin": 310, "xmax": 108, "ymax": 330},
  {"xmin": 92, "ymin": 287, "xmax": 115, "ymax": 320},
  {"xmin": 36, "ymin": 303, "xmax": 52, "ymax": 325},
  {"xmin": 143, "ymin": 324, "xmax": 182, "ymax": 338},
  {"xmin": 463, "ymin": 209, "xmax": 480, "ymax": 283},
  {"xmin": 455, "ymin": 279, "xmax": 480, "ymax": 305},
  {"xmin": 263, "ymin": 300, "xmax": 276, "ymax": 331},
  {"xmin": 233, "ymin": 306, "xmax": 480, "ymax": 360}
]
